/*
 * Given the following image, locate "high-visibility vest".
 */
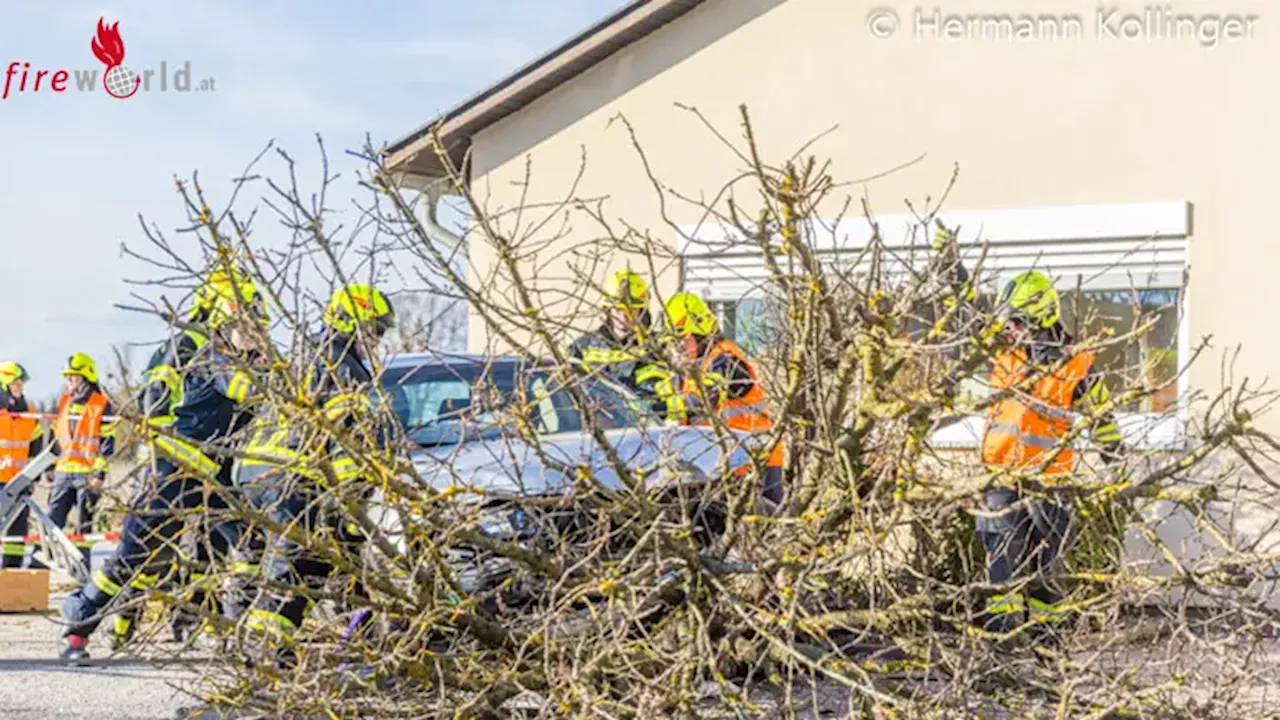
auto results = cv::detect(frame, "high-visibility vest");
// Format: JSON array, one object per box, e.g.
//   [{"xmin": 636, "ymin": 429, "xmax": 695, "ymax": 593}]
[
  {"xmin": 53, "ymin": 391, "xmax": 110, "ymax": 474},
  {"xmin": 0, "ymin": 411, "xmax": 39, "ymax": 483},
  {"xmin": 685, "ymin": 339, "xmax": 784, "ymax": 469},
  {"xmin": 981, "ymin": 348, "xmax": 1095, "ymax": 475}
]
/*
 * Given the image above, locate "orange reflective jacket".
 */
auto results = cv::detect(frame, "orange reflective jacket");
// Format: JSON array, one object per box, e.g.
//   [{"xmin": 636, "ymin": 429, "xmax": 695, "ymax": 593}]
[
  {"xmin": 0, "ymin": 413, "xmax": 38, "ymax": 483},
  {"xmin": 981, "ymin": 347, "xmax": 1095, "ymax": 475},
  {"xmin": 54, "ymin": 391, "xmax": 110, "ymax": 474},
  {"xmin": 685, "ymin": 339, "xmax": 784, "ymax": 469}
]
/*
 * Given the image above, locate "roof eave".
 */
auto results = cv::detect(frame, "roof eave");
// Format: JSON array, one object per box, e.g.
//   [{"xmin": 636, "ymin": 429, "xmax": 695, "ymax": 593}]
[{"xmin": 382, "ymin": 0, "xmax": 706, "ymax": 182}]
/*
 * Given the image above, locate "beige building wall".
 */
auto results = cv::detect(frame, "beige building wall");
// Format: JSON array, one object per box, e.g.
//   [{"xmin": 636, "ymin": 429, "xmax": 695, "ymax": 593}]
[{"xmin": 463, "ymin": 0, "xmax": 1279, "ymax": 435}]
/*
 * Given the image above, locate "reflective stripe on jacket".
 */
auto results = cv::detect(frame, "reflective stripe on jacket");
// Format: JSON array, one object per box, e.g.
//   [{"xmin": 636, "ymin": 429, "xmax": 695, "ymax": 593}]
[
  {"xmin": 54, "ymin": 391, "xmax": 111, "ymax": 474},
  {"xmin": 141, "ymin": 330, "xmax": 208, "ymax": 429},
  {"xmin": 238, "ymin": 331, "xmax": 376, "ymax": 487},
  {"xmin": 0, "ymin": 413, "xmax": 39, "ymax": 483},
  {"xmin": 981, "ymin": 348, "xmax": 1095, "ymax": 474},
  {"xmin": 685, "ymin": 339, "xmax": 784, "ymax": 469}
]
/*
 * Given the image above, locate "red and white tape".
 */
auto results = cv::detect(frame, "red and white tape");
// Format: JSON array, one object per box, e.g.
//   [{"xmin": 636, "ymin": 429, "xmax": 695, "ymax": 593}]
[
  {"xmin": 0, "ymin": 411, "xmax": 124, "ymax": 422},
  {"xmin": 2, "ymin": 532, "xmax": 120, "ymax": 544}
]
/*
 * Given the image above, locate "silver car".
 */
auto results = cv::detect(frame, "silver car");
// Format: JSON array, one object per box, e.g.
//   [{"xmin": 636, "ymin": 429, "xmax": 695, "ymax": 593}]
[{"xmin": 366, "ymin": 354, "xmax": 758, "ymax": 597}]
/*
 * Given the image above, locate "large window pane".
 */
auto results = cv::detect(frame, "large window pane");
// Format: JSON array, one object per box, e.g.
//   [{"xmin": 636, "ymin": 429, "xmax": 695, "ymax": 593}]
[
  {"xmin": 709, "ymin": 297, "xmax": 781, "ymax": 355},
  {"xmin": 1062, "ymin": 288, "xmax": 1181, "ymax": 414},
  {"xmin": 703, "ymin": 283, "xmax": 1181, "ymax": 416}
]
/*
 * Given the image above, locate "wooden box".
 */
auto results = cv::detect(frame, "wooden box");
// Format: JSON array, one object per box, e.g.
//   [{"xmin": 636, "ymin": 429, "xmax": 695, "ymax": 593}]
[{"xmin": 0, "ymin": 569, "xmax": 50, "ymax": 612}]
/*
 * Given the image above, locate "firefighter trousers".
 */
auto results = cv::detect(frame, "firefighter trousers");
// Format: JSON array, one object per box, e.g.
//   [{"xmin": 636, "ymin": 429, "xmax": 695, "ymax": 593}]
[
  {"xmin": 241, "ymin": 470, "xmax": 368, "ymax": 643},
  {"xmin": 62, "ymin": 457, "xmax": 248, "ymax": 639},
  {"xmin": 46, "ymin": 472, "xmax": 100, "ymax": 567},
  {"xmin": 975, "ymin": 488, "xmax": 1073, "ymax": 633}
]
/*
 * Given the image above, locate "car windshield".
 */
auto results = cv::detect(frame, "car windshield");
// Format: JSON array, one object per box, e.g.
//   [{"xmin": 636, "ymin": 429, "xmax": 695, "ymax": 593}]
[{"xmin": 379, "ymin": 359, "xmax": 657, "ymax": 448}]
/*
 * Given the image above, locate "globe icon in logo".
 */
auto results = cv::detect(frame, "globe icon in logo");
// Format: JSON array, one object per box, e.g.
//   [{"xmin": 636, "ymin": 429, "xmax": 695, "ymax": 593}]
[
  {"xmin": 91, "ymin": 17, "xmax": 141, "ymax": 100},
  {"xmin": 104, "ymin": 65, "xmax": 140, "ymax": 99}
]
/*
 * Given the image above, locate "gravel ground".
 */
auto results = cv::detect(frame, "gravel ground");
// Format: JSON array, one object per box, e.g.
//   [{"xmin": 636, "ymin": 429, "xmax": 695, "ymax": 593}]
[
  {"xmin": 0, "ymin": 547, "xmax": 200, "ymax": 720},
  {"xmin": 4, "ymin": 548, "xmax": 1276, "ymax": 719},
  {"xmin": 0, "ymin": 596, "xmax": 199, "ymax": 720}
]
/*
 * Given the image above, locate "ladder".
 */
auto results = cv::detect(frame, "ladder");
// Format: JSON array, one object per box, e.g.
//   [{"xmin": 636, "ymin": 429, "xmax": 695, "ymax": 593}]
[{"xmin": 0, "ymin": 446, "xmax": 91, "ymax": 584}]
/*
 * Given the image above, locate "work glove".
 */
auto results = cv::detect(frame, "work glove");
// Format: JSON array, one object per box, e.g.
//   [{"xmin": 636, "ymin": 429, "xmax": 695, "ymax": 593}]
[{"xmin": 88, "ymin": 473, "xmax": 106, "ymax": 493}]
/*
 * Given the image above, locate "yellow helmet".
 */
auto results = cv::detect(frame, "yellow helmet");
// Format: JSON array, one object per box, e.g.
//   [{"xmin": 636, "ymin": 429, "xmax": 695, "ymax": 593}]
[
  {"xmin": 190, "ymin": 266, "xmax": 268, "ymax": 329},
  {"xmin": 62, "ymin": 353, "xmax": 99, "ymax": 384},
  {"xmin": 665, "ymin": 292, "xmax": 718, "ymax": 337},
  {"xmin": 601, "ymin": 269, "xmax": 650, "ymax": 310},
  {"xmin": 0, "ymin": 362, "xmax": 29, "ymax": 390},
  {"xmin": 324, "ymin": 283, "xmax": 396, "ymax": 335},
  {"xmin": 998, "ymin": 270, "xmax": 1061, "ymax": 328}
]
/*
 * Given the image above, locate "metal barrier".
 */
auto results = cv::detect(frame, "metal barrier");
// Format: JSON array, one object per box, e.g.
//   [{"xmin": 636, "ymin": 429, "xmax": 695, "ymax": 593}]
[{"xmin": 0, "ymin": 447, "xmax": 92, "ymax": 583}]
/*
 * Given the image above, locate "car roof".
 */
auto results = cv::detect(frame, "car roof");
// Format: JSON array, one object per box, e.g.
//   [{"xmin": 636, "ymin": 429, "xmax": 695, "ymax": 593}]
[{"xmin": 382, "ymin": 353, "xmax": 537, "ymax": 371}]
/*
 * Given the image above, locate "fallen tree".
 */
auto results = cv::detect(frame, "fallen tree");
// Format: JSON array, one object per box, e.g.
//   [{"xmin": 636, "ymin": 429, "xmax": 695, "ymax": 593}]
[{"xmin": 96, "ymin": 109, "xmax": 1280, "ymax": 719}]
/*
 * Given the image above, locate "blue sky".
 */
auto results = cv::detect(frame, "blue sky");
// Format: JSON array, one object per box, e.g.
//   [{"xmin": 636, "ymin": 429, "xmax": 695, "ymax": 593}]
[{"xmin": 0, "ymin": 0, "xmax": 621, "ymax": 402}]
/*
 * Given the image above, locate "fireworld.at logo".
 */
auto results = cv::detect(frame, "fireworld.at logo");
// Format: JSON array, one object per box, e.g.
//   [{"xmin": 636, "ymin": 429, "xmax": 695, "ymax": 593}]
[{"xmin": 2, "ymin": 16, "xmax": 217, "ymax": 100}]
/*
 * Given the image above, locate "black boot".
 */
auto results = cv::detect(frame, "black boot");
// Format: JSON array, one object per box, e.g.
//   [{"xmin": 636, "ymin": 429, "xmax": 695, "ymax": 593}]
[{"xmin": 61, "ymin": 634, "xmax": 91, "ymax": 664}]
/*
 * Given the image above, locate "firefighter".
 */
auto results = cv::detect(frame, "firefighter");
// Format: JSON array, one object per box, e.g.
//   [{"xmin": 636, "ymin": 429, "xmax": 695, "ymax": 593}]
[
  {"xmin": 44, "ymin": 353, "xmax": 118, "ymax": 567},
  {"xmin": 569, "ymin": 269, "xmax": 682, "ymax": 420},
  {"xmin": 60, "ymin": 268, "xmax": 267, "ymax": 662},
  {"xmin": 977, "ymin": 269, "xmax": 1125, "ymax": 636},
  {"xmin": 0, "ymin": 362, "xmax": 45, "ymax": 568},
  {"xmin": 238, "ymin": 283, "xmax": 395, "ymax": 668},
  {"xmin": 112, "ymin": 269, "xmax": 270, "ymax": 651},
  {"xmin": 662, "ymin": 292, "xmax": 785, "ymax": 504}
]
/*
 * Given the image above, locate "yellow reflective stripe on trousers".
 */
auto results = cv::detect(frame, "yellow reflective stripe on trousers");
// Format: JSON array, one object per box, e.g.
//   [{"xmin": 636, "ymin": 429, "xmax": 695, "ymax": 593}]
[
  {"xmin": 986, "ymin": 593, "xmax": 1025, "ymax": 615},
  {"xmin": 128, "ymin": 572, "xmax": 160, "ymax": 591},
  {"xmin": 114, "ymin": 617, "xmax": 133, "ymax": 636},
  {"xmin": 2, "ymin": 543, "xmax": 25, "ymax": 557},
  {"xmin": 332, "ymin": 456, "xmax": 362, "ymax": 482},
  {"xmin": 1026, "ymin": 596, "xmax": 1067, "ymax": 623},
  {"xmin": 153, "ymin": 435, "xmax": 220, "ymax": 477},
  {"xmin": 92, "ymin": 570, "xmax": 123, "ymax": 597},
  {"xmin": 247, "ymin": 609, "xmax": 298, "ymax": 638}
]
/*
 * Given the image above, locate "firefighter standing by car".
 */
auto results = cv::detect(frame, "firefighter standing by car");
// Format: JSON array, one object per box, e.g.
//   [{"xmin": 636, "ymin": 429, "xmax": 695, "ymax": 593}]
[
  {"xmin": 59, "ymin": 267, "xmax": 268, "ymax": 662},
  {"xmin": 569, "ymin": 268, "xmax": 683, "ymax": 419},
  {"xmin": 662, "ymin": 291, "xmax": 785, "ymax": 504},
  {"xmin": 973, "ymin": 268, "xmax": 1126, "ymax": 637},
  {"xmin": 44, "ymin": 353, "xmax": 118, "ymax": 567},
  {"xmin": 237, "ymin": 283, "xmax": 396, "ymax": 667},
  {"xmin": 0, "ymin": 362, "xmax": 46, "ymax": 568}
]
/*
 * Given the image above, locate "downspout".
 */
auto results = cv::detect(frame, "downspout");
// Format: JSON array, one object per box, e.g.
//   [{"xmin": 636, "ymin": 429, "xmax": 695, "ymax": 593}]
[{"xmin": 418, "ymin": 176, "xmax": 466, "ymax": 254}]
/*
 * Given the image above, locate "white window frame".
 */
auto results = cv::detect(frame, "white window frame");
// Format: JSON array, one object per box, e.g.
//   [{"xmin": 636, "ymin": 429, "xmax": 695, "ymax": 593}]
[{"xmin": 678, "ymin": 200, "xmax": 1191, "ymax": 450}]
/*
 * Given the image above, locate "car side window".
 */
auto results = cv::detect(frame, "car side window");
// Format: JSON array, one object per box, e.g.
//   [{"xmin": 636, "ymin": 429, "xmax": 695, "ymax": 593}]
[
  {"xmin": 394, "ymin": 378, "xmax": 471, "ymax": 429},
  {"xmin": 528, "ymin": 375, "xmax": 561, "ymax": 434}
]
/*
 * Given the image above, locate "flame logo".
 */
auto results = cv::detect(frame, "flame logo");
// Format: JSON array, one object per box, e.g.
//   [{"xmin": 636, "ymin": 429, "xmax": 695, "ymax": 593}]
[
  {"xmin": 90, "ymin": 18, "xmax": 126, "ymax": 67},
  {"xmin": 90, "ymin": 17, "xmax": 140, "ymax": 99}
]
